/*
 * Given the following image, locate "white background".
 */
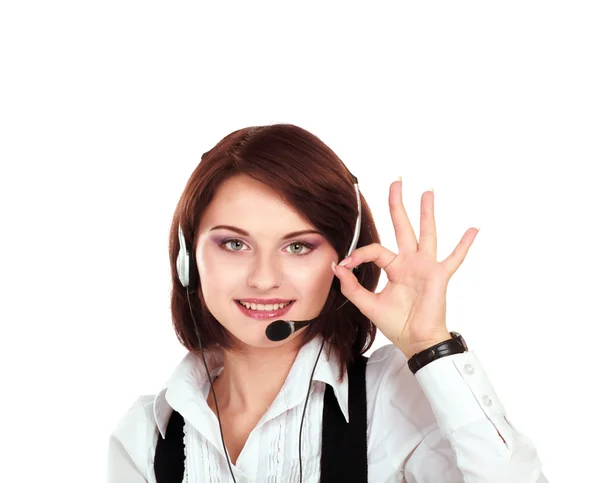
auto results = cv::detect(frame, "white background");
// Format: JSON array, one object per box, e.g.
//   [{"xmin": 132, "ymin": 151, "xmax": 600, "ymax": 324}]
[{"xmin": 1, "ymin": 1, "xmax": 598, "ymax": 481}]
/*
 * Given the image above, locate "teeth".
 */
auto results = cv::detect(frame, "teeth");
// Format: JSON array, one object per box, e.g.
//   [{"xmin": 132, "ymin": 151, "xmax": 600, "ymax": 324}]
[{"xmin": 238, "ymin": 301, "xmax": 292, "ymax": 311}]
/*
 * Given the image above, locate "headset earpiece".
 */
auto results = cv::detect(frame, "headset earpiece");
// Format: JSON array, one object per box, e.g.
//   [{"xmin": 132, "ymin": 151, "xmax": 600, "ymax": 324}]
[{"xmin": 177, "ymin": 224, "xmax": 190, "ymax": 288}]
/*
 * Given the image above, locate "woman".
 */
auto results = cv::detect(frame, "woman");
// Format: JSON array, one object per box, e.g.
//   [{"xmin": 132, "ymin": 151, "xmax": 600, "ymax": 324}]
[{"xmin": 107, "ymin": 124, "xmax": 547, "ymax": 482}]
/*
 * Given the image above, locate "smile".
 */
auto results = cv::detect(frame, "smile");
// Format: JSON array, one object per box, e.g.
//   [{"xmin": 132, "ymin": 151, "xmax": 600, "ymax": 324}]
[{"xmin": 235, "ymin": 300, "xmax": 295, "ymax": 319}]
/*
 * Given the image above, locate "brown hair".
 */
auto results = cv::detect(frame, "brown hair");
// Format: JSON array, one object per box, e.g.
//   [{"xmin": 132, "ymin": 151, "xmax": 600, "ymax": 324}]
[{"xmin": 169, "ymin": 124, "xmax": 382, "ymax": 381}]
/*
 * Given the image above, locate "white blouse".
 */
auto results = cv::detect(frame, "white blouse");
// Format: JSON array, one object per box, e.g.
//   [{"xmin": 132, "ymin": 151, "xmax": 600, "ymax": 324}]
[{"xmin": 107, "ymin": 334, "xmax": 548, "ymax": 482}]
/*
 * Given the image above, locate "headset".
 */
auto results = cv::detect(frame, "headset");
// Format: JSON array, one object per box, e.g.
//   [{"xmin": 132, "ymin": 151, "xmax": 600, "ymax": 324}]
[{"xmin": 175, "ymin": 175, "xmax": 363, "ymax": 482}]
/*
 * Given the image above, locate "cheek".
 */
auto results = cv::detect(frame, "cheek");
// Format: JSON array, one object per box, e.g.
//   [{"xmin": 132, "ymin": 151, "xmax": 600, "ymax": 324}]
[
  {"xmin": 196, "ymin": 246, "xmax": 242, "ymax": 290},
  {"xmin": 294, "ymin": 260, "xmax": 336, "ymax": 295}
]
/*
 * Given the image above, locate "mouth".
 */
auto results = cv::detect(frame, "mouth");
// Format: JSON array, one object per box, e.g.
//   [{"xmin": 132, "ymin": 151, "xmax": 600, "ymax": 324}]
[{"xmin": 234, "ymin": 300, "xmax": 295, "ymax": 319}]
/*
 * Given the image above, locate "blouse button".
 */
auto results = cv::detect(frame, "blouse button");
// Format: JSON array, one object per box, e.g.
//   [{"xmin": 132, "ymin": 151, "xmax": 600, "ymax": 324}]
[
  {"xmin": 464, "ymin": 363, "xmax": 475, "ymax": 375},
  {"xmin": 482, "ymin": 395, "xmax": 493, "ymax": 407}
]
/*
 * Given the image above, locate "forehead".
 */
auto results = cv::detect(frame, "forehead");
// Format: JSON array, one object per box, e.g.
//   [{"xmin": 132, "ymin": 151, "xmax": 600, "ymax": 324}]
[{"xmin": 199, "ymin": 174, "xmax": 312, "ymax": 231}]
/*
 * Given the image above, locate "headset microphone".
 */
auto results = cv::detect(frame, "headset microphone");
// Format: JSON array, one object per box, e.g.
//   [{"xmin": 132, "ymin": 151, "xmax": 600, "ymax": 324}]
[{"xmin": 265, "ymin": 320, "xmax": 311, "ymax": 341}]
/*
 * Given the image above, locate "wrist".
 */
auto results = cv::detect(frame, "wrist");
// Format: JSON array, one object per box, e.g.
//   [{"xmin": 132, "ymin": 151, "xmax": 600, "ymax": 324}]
[{"xmin": 405, "ymin": 331, "xmax": 453, "ymax": 359}]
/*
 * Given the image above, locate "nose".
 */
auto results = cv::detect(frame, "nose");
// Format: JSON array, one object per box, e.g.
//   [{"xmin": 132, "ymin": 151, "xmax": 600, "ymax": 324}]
[{"xmin": 247, "ymin": 253, "xmax": 283, "ymax": 290}]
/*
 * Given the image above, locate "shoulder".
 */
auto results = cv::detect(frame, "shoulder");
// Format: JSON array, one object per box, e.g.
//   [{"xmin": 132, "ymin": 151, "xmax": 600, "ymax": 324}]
[
  {"xmin": 108, "ymin": 395, "xmax": 159, "ymax": 478},
  {"xmin": 112, "ymin": 394, "xmax": 157, "ymax": 436}
]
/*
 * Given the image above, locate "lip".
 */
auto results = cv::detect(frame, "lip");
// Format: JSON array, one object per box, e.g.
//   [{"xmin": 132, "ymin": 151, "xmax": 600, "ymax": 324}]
[
  {"xmin": 237, "ymin": 298, "xmax": 294, "ymax": 304},
  {"xmin": 235, "ymin": 300, "xmax": 295, "ymax": 319}
]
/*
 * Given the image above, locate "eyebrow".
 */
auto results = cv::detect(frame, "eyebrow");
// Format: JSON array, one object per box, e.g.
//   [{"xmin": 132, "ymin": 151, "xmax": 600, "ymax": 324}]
[{"xmin": 209, "ymin": 225, "xmax": 323, "ymax": 240}]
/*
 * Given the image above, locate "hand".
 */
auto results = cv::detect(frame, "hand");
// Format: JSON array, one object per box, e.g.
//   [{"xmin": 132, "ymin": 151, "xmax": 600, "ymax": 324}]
[{"xmin": 331, "ymin": 178, "xmax": 479, "ymax": 358}]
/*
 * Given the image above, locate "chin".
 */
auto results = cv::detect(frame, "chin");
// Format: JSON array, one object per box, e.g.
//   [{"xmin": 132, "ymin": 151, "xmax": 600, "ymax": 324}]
[{"xmin": 228, "ymin": 326, "xmax": 303, "ymax": 350}]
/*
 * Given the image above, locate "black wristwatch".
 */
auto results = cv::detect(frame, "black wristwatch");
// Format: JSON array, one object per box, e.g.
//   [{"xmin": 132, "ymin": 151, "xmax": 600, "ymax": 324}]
[{"xmin": 407, "ymin": 331, "xmax": 468, "ymax": 374}]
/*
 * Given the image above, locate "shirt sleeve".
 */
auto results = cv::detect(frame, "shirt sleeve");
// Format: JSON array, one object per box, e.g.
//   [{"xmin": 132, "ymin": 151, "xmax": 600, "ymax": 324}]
[
  {"xmin": 406, "ymin": 349, "xmax": 547, "ymax": 482},
  {"xmin": 107, "ymin": 395, "xmax": 156, "ymax": 483},
  {"xmin": 367, "ymin": 344, "xmax": 547, "ymax": 482}
]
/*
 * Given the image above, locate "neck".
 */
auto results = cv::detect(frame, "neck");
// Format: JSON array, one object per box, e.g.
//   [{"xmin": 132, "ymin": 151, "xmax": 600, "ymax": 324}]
[{"xmin": 208, "ymin": 337, "xmax": 304, "ymax": 415}]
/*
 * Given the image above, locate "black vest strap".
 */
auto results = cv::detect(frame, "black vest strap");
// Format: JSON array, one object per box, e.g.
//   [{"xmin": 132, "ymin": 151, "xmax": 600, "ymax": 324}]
[
  {"xmin": 320, "ymin": 354, "xmax": 368, "ymax": 483},
  {"xmin": 154, "ymin": 354, "xmax": 369, "ymax": 482},
  {"xmin": 154, "ymin": 406, "xmax": 185, "ymax": 483}
]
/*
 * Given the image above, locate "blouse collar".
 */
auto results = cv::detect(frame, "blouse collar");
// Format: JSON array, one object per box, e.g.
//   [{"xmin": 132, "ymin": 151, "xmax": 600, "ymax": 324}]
[{"xmin": 153, "ymin": 334, "xmax": 349, "ymax": 439}]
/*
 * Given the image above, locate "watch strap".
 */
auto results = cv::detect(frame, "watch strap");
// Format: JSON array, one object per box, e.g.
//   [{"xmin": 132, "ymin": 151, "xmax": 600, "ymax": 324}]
[{"xmin": 407, "ymin": 331, "xmax": 468, "ymax": 374}]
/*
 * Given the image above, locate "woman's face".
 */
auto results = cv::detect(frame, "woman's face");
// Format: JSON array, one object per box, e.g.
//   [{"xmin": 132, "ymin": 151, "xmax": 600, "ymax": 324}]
[{"xmin": 195, "ymin": 174, "xmax": 339, "ymax": 349}]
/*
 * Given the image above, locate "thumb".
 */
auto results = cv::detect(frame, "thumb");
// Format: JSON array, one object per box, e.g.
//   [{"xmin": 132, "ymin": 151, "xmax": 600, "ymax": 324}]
[{"xmin": 332, "ymin": 262, "xmax": 377, "ymax": 319}]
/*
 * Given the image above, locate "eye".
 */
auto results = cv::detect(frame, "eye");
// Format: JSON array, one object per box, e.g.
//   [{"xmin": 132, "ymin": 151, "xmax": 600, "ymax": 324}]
[
  {"xmin": 285, "ymin": 241, "xmax": 313, "ymax": 255},
  {"xmin": 221, "ymin": 239, "xmax": 248, "ymax": 252}
]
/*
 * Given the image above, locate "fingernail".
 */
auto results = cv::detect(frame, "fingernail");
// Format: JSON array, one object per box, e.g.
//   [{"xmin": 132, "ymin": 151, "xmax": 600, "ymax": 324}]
[
  {"xmin": 338, "ymin": 257, "xmax": 352, "ymax": 267},
  {"xmin": 397, "ymin": 176, "xmax": 402, "ymax": 182}
]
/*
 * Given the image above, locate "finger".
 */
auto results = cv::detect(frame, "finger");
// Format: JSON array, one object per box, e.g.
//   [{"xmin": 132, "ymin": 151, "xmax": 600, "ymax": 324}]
[
  {"xmin": 441, "ymin": 228, "xmax": 479, "ymax": 276},
  {"xmin": 419, "ymin": 189, "xmax": 437, "ymax": 258},
  {"xmin": 389, "ymin": 179, "xmax": 418, "ymax": 252},
  {"xmin": 338, "ymin": 243, "xmax": 398, "ymax": 276},
  {"xmin": 332, "ymin": 261, "xmax": 379, "ymax": 321}
]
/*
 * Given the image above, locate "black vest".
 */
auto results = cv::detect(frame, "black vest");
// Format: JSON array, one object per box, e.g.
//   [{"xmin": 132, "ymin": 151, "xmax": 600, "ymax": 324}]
[{"xmin": 154, "ymin": 354, "xmax": 368, "ymax": 483}]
